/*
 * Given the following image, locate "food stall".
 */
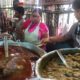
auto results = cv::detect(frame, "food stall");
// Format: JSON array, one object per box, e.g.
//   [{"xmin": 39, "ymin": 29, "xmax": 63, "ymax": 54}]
[{"xmin": 0, "ymin": 0, "xmax": 80, "ymax": 80}]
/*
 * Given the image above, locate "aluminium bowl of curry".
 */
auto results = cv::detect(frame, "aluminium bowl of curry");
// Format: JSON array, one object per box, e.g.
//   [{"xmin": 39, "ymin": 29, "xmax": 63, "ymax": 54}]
[
  {"xmin": 0, "ymin": 41, "xmax": 46, "ymax": 80},
  {"xmin": 36, "ymin": 48, "xmax": 80, "ymax": 80}
]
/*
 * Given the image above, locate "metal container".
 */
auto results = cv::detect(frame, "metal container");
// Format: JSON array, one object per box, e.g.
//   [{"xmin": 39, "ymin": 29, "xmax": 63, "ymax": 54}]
[
  {"xmin": 0, "ymin": 40, "xmax": 46, "ymax": 57},
  {"xmin": 35, "ymin": 48, "xmax": 80, "ymax": 80},
  {"xmin": 0, "ymin": 40, "xmax": 46, "ymax": 80}
]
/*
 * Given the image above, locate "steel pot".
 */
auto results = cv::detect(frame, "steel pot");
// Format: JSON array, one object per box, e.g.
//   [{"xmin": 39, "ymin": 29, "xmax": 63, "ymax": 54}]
[
  {"xmin": 35, "ymin": 48, "xmax": 80, "ymax": 80},
  {"xmin": 0, "ymin": 40, "xmax": 46, "ymax": 80},
  {"xmin": 0, "ymin": 40, "xmax": 46, "ymax": 57}
]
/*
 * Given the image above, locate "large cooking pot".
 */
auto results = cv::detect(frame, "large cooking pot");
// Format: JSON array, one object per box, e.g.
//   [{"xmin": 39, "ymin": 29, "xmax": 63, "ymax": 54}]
[
  {"xmin": 36, "ymin": 48, "xmax": 80, "ymax": 80},
  {"xmin": 0, "ymin": 40, "xmax": 46, "ymax": 80},
  {"xmin": 0, "ymin": 40, "xmax": 46, "ymax": 57}
]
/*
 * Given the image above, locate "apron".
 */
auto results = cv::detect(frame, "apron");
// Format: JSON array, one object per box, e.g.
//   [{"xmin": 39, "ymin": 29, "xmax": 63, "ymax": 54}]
[{"xmin": 24, "ymin": 22, "xmax": 40, "ymax": 45}]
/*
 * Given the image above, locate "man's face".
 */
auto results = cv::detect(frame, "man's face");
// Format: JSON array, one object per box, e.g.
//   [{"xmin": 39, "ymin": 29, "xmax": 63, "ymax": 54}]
[
  {"xmin": 30, "ymin": 12, "xmax": 41, "ymax": 23},
  {"xmin": 74, "ymin": 9, "xmax": 80, "ymax": 21}
]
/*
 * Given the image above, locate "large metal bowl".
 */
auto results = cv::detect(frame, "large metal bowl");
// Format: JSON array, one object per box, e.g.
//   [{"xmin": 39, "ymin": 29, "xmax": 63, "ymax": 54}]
[
  {"xmin": 0, "ymin": 40, "xmax": 46, "ymax": 57},
  {"xmin": 0, "ymin": 40, "xmax": 46, "ymax": 80},
  {"xmin": 35, "ymin": 48, "xmax": 80, "ymax": 80}
]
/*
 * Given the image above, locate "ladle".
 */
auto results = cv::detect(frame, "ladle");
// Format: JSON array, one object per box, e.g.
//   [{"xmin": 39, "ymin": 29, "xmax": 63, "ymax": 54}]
[
  {"xmin": 56, "ymin": 50, "xmax": 69, "ymax": 68},
  {"xmin": 4, "ymin": 36, "xmax": 9, "ymax": 58}
]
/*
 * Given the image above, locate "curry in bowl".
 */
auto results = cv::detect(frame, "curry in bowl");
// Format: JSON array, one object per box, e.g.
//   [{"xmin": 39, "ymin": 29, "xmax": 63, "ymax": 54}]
[
  {"xmin": 0, "ymin": 45, "xmax": 40, "ymax": 80},
  {"xmin": 36, "ymin": 48, "xmax": 80, "ymax": 80}
]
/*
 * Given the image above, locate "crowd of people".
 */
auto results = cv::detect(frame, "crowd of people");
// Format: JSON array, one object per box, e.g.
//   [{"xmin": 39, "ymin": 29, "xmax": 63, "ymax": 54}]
[{"xmin": 0, "ymin": 0, "xmax": 80, "ymax": 51}]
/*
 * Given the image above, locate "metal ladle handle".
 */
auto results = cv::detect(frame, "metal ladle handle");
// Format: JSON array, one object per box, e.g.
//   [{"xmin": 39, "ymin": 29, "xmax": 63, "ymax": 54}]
[
  {"xmin": 56, "ymin": 50, "xmax": 69, "ymax": 68},
  {"xmin": 4, "ymin": 36, "xmax": 9, "ymax": 58}
]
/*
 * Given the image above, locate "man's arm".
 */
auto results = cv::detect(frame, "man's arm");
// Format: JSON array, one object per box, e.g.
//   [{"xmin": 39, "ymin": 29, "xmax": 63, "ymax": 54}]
[{"xmin": 49, "ymin": 23, "xmax": 78, "ymax": 43}]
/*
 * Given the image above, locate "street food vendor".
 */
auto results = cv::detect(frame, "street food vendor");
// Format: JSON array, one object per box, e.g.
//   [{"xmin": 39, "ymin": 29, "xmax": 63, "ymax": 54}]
[{"xmin": 22, "ymin": 8, "xmax": 49, "ymax": 49}]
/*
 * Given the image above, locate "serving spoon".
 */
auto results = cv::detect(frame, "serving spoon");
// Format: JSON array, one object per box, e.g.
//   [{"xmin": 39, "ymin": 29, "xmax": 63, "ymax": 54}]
[
  {"xmin": 56, "ymin": 50, "xmax": 69, "ymax": 68},
  {"xmin": 4, "ymin": 36, "xmax": 9, "ymax": 58}
]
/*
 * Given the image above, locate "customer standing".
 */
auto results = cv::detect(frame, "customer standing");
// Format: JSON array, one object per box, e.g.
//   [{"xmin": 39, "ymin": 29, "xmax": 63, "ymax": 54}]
[
  {"xmin": 0, "ymin": 9, "xmax": 12, "ymax": 38},
  {"xmin": 13, "ymin": 6, "xmax": 25, "ymax": 41},
  {"xmin": 47, "ymin": 0, "xmax": 80, "ymax": 48}
]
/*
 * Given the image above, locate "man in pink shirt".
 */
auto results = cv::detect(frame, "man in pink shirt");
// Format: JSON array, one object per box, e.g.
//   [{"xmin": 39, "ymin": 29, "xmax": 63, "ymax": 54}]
[{"xmin": 22, "ymin": 8, "xmax": 49, "ymax": 49}]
